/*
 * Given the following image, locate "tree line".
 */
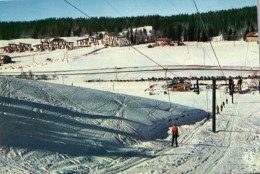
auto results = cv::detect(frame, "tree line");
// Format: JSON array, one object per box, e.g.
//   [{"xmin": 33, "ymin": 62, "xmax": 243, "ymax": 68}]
[{"xmin": 0, "ymin": 6, "xmax": 257, "ymax": 41}]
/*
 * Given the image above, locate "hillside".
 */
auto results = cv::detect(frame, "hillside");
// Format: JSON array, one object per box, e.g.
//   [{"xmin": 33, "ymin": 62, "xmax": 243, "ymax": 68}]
[
  {"xmin": 0, "ymin": 77, "xmax": 206, "ymax": 173},
  {"xmin": 0, "ymin": 6, "xmax": 257, "ymax": 40}
]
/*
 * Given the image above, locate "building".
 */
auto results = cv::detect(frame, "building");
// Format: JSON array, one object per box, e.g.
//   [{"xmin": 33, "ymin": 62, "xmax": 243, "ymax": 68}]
[
  {"xmin": 0, "ymin": 55, "xmax": 12, "ymax": 64},
  {"xmin": 77, "ymin": 38, "xmax": 90, "ymax": 47},
  {"xmin": 170, "ymin": 40, "xmax": 180, "ymax": 46},
  {"xmin": 102, "ymin": 33, "xmax": 129, "ymax": 47},
  {"xmin": 65, "ymin": 42, "xmax": 74, "ymax": 50},
  {"xmin": 246, "ymin": 32, "xmax": 258, "ymax": 42},
  {"xmin": 171, "ymin": 83, "xmax": 191, "ymax": 92},
  {"xmin": 33, "ymin": 44, "xmax": 44, "ymax": 52},
  {"xmin": 157, "ymin": 38, "xmax": 170, "ymax": 46},
  {"xmin": 117, "ymin": 36, "xmax": 129, "ymax": 47},
  {"xmin": 19, "ymin": 43, "xmax": 32, "ymax": 52},
  {"xmin": 51, "ymin": 38, "xmax": 66, "ymax": 49}
]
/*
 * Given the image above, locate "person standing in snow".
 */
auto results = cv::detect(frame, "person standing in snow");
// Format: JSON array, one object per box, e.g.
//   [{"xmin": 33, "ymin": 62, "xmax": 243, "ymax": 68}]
[
  {"xmin": 171, "ymin": 124, "xmax": 179, "ymax": 147},
  {"xmin": 216, "ymin": 105, "xmax": 220, "ymax": 114},
  {"xmin": 226, "ymin": 99, "xmax": 228, "ymax": 104},
  {"xmin": 223, "ymin": 101, "xmax": 225, "ymax": 108}
]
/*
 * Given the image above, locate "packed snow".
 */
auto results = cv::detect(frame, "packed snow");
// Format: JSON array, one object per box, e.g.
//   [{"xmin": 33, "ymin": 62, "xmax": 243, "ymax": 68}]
[{"xmin": 0, "ymin": 38, "xmax": 259, "ymax": 173}]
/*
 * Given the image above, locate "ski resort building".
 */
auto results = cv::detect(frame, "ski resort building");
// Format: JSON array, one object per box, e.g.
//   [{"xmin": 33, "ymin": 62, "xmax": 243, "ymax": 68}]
[
  {"xmin": 19, "ymin": 43, "xmax": 32, "ymax": 52},
  {"xmin": 102, "ymin": 33, "xmax": 129, "ymax": 47},
  {"xmin": 2, "ymin": 43, "xmax": 32, "ymax": 53},
  {"xmin": 246, "ymin": 32, "xmax": 258, "ymax": 42},
  {"xmin": 77, "ymin": 38, "xmax": 90, "ymax": 47},
  {"xmin": 157, "ymin": 38, "xmax": 170, "ymax": 46}
]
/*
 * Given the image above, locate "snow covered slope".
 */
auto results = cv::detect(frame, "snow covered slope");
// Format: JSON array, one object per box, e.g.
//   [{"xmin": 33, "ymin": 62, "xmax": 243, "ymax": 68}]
[{"xmin": 0, "ymin": 77, "xmax": 205, "ymax": 173}]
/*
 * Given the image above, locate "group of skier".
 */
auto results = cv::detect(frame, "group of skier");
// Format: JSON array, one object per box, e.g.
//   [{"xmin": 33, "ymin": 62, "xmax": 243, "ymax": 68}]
[
  {"xmin": 171, "ymin": 98, "xmax": 230, "ymax": 147},
  {"xmin": 216, "ymin": 98, "xmax": 228, "ymax": 114}
]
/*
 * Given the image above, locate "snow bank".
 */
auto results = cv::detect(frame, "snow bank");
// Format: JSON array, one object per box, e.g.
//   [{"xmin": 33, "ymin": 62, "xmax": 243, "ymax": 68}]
[{"xmin": 0, "ymin": 77, "xmax": 205, "ymax": 173}]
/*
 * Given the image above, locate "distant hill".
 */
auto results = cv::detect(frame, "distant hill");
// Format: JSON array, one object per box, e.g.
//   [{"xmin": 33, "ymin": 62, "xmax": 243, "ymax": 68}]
[{"xmin": 0, "ymin": 6, "xmax": 257, "ymax": 41}]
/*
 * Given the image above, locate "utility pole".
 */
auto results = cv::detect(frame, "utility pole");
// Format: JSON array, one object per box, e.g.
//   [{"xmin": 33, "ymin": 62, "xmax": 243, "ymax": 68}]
[
  {"xmin": 232, "ymin": 81, "xmax": 234, "ymax": 104},
  {"xmin": 196, "ymin": 79, "xmax": 200, "ymax": 94},
  {"xmin": 229, "ymin": 77, "xmax": 232, "ymax": 95},
  {"xmin": 212, "ymin": 78, "xmax": 216, "ymax": 133}
]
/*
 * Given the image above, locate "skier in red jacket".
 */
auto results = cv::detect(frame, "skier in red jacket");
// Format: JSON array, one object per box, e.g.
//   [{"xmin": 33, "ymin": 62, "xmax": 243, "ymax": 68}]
[
  {"xmin": 216, "ymin": 105, "xmax": 220, "ymax": 114},
  {"xmin": 171, "ymin": 124, "xmax": 179, "ymax": 147}
]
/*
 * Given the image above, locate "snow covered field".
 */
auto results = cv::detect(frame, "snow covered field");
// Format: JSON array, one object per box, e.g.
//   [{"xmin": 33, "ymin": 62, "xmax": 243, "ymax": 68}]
[{"xmin": 0, "ymin": 39, "xmax": 259, "ymax": 173}]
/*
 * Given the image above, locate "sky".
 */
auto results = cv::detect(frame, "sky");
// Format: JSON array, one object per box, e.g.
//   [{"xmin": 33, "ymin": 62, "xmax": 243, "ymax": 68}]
[{"xmin": 0, "ymin": 0, "xmax": 257, "ymax": 22}]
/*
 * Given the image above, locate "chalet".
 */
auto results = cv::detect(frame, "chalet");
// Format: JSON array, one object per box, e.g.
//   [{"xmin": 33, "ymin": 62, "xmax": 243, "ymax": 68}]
[
  {"xmin": 51, "ymin": 38, "xmax": 66, "ymax": 49},
  {"xmin": 102, "ymin": 33, "xmax": 129, "ymax": 47},
  {"xmin": 41, "ymin": 41, "xmax": 52, "ymax": 51},
  {"xmin": 19, "ymin": 43, "xmax": 32, "ymax": 52},
  {"xmin": 77, "ymin": 38, "xmax": 90, "ymax": 47},
  {"xmin": 171, "ymin": 83, "xmax": 191, "ymax": 92},
  {"xmin": 0, "ymin": 55, "xmax": 12, "ymax": 64},
  {"xmin": 89, "ymin": 36, "xmax": 98, "ymax": 44},
  {"xmin": 2, "ymin": 46, "xmax": 12, "ymax": 53},
  {"xmin": 117, "ymin": 36, "xmax": 129, "ymax": 47},
  {"xmin": 65, "ymin": 42, "xmax": 74, "ymax": 50},
  {"xmin": 246, "ymin": 32, "xmax": 258, "ymax": 42},
  {"xmin": 157, "ymin": 38, "xmax": 170, "ymax": 46},
  {"xmin": 8, "ymin": 44, "xmax": 19, "ymax": 53},
  {"xmin": 33, "ymin": 44, "xmax": 44, "ymax": 52},
  {"xmin": 170, "ymin": 40, "xmax": 180, "ymax": 46}
]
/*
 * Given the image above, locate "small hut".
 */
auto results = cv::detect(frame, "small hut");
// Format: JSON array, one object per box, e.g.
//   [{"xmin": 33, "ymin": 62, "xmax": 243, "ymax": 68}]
[{"xmin": 246, "ymin": 32, "xmax": 258, "ymax": 42}]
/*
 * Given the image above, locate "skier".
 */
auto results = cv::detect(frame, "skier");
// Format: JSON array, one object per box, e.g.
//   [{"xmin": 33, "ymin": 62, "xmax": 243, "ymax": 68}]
[
  {"xmin": 216, "ymin": 105, "xmax": 220, "ymax": 114},
  {"xmin": 226, "ymin": 99, "xmax": 228, "ymax": 104},
  {"xmin": 223, "ymin": 101, "xmax": 225, "ymax": 108},
  {"xmin": 171, "ymin": 124, "xmax": 179, "ymax": 147},
  {"xmin": 221, "ymin": 105, "xmax": 223, "ymax": 112}
]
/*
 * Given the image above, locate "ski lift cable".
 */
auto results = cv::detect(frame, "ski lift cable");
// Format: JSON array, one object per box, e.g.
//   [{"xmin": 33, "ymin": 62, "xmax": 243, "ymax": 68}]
[
  {"xmin": 105, "ymin": 0, "xmax": 182, "ymax": 68},
  {"xmin": 63, "ymin": 0, "xmax": 177, "ymax": 113},
  {"xmin": 191, "ymin": 0, "xmax": 225, "ymax": 77},
  {"xmin": 63, "ymin": 0, "xmax": 179, "ymax": 78},
  {"xmin": 168, "ymin": 0, "xmax": 181, "ymax": 14},
  {"xmin": 165, "ymin": 69, "xmax": 173, "ymax": 111},
  {"xmin": 104, "ymin": 0, "xmax": 137, "ymax": 28}
]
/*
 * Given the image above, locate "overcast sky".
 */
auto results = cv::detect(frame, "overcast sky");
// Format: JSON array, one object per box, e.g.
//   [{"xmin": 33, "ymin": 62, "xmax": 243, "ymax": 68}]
[{"xmin": 0, "ymin": 0, "xmax": 257, "ymax": 22}]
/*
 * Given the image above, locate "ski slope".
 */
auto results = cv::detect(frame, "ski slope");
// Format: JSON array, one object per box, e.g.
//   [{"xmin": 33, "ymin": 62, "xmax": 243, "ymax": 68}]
[
  {"xmin": 0, "ymin": 78, "xmax": 259, "ymax": 174},
  {"xmin": 0, "ymin": 77, "xmax": 206, "ymax": 173}
]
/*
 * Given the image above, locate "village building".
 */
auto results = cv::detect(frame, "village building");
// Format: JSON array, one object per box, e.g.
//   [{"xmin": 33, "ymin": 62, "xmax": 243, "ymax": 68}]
[
  {"xmin": 65, "ymin": 42, "xmax": 74, "ymax": 50},
  {"xmin": 102, "ymin": 33, "xmax": 129, "ymax": 47},
  {"xmin": 0, "ymin": 55, "xmax": 12, "ymax": 64},
  {"xmin": 33, "ymin": 44, "xmax": 44, "ymax": 52},
  {"xmin": 170, "ymin": 40, "xmax": 180, "ymax": 46},
  {"xmin": 77, "ymin": 38, "xmax": 90, "ymax": 47},
  {"xmin": 89, "ymin": 36, "xmax": 98, "ymax": 45},
  {"xmin": 117, "ymin": 36, "xmax": 129, "ymax": 47},
  {"xmin": 2, "ymin": 46, "xmax": 12, "ymax": 53},
  {"xmin": 19, "ymin": 43, "xmax": 32, "ymax": 52},
  {"xmin": 246, "ymin": 32, "xmax": 258, "ymax": 42},
  {"xmin": 51, "ymin": 38, "xmax": 67, "ymax": 49},
  {"xmin": 157, "ymin": 38, "xmax": 170, "ymax": 46},
  {"xmin": 171, "ymin": 83, "xmax": 191, "ymax": 92},
  {"xmin": 41, "ymin": 41, "xmax": 52, "ymax": 51}
]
